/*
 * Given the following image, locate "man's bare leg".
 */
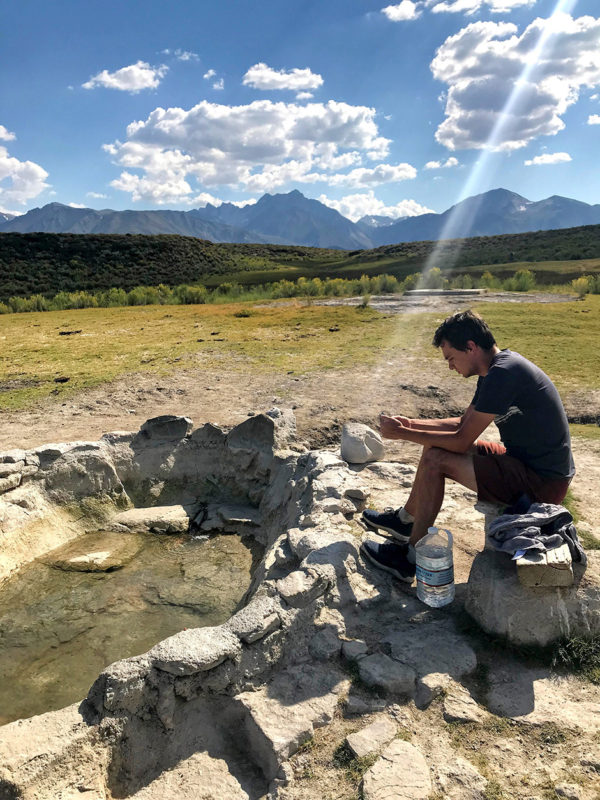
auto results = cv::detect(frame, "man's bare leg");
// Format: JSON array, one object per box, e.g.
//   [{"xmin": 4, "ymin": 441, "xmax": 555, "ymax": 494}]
[{"xmin": 402, "ymin": 446, "xmax": 478, "ymax": 545}]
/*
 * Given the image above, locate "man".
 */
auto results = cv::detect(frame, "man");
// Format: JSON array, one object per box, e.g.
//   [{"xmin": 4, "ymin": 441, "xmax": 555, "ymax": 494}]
[{"xmin": 360, "ymin": 309, "xmax": 575, "ymax": 583}]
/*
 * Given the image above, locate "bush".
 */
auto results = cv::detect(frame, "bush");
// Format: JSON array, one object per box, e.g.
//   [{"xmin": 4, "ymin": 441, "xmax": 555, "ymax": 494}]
[
  {"xmin": 571, "ymin": 276, "xmax": 591, "ymax": 298},
  {"xmin": 504, "ymin": 269, "xmax": 536, "ymax": 292}
]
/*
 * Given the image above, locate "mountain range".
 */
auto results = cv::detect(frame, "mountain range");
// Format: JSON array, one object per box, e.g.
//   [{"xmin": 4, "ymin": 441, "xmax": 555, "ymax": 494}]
[{"xmin": 2, "ymin": 188, "xmax": 600, "ymax": 249}]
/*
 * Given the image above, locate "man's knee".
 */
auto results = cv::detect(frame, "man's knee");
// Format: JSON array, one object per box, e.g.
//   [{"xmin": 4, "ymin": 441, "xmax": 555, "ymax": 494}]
[{"xmin": 422, "ymin": 446, "xmax": 447, "ymax": 472}]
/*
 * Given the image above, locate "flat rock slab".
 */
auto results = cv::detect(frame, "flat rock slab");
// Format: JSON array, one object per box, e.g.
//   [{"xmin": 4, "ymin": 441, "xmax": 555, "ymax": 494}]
[
  {"xmin": 112, "ymin": 505, "xmax": 191, "ymax": 534},
  {"xmin": 346, "ymin": 716, "xmax": 397, "ymax": 758},
  {"xmin": 516, "ymin": 543, "xmax": 573, "ymax": 587},
  {"xmin": 236, "ymin": 664, "xmax": 349, "ymax": 781},
  {"xmin": 486, "ymin": 663, "xmax": 600, "ymax": 732},
  {"xmin": 43, "ymin": 530, "xmax": 143, "ymax": 572},
  {"xmin": 149, "ymin": 626, "xmax": 241, "ymax": 676},
  {"xmin": 385, "ymin": 620, "xmax": 477, "ymax": 679},
  {"xmin": 358, "ymin": 653, "xmax": 416, "ymax": 696},
  {"xmin": 129, "ymin": 751, "xmax": 250, "ymax": 800},
  {"xmin": 436, "ymin": 755, "xmax": 488, "ymax": 799},
  {"xmin": 362, "ymin": 739, "xmax": 431, "ymax": 800}
]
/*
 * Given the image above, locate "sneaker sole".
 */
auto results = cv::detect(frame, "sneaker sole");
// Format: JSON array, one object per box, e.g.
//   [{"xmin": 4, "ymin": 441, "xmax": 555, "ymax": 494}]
[
  {"xmin": 361, "ymin": 515, "xmax": 411, "ymax": 543},
  {"xmin": 359, "ymin": 542, "xmax": 414, "ymax": 584}
]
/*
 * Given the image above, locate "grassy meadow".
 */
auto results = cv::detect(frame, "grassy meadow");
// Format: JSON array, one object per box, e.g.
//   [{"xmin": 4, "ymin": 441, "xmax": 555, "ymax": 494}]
[{"xmin": 0, "ymin": 292, "xmax": 598, "ymax": 413}]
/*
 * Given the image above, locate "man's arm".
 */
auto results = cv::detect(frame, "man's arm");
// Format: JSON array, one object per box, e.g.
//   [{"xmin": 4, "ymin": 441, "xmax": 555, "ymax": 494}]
[
  {"xmin": 391, "ymin": 415, "xmax": 463, "ymax": 432},
  {"xmin": 380, "ymin": 405, "xmax": 495, "ymax": 453}
]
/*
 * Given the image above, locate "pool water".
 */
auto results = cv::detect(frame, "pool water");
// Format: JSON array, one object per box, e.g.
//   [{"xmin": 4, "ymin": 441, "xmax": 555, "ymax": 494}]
[{"xmin": 0, "ymin": 530, "xmax": 260, "ymax": 725}]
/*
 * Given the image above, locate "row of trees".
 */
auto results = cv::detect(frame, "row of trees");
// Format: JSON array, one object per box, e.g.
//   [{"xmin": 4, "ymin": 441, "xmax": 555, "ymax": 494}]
[{"xmin": 1, "ymin": 268, "xmax": 595, "ymax": 315}]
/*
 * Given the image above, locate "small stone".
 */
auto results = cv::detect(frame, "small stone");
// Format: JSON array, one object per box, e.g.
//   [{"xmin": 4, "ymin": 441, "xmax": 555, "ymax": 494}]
[
  {"xmin": 443, "ymin": 688, "xmax": 487, "ymax": 724},
  {"xmin": 276, "ymin": 568, "xmax": 330, "ymax": 608},
  {"xmin": 344, "ymin": 693, "xmax": 387, "ymax": 716},
  {"xmin": 342, "ymin": 639, "xmax": 369, "ymax": 662},
  {"xmin": 362, "ymin": 739, "xmax": 431, "ymax": 800},
  {"xmin": 309, "ymin": 628, "xmax": 341, "ymax": 661},
  {"xmin": 555, "ymin": 784, "xmax": 583, "ymax": 800},
  {"xmin": 358, "ymin": 654, "xmax": 416, "ymax": 697},
  {"xmin": 346, "ymin": 717, "xmax": 397, "ymax": 758}
]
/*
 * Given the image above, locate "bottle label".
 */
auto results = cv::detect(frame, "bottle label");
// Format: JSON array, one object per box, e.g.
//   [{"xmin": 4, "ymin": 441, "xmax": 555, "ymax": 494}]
[{"xmin": 416, "ymin": 564, "xmax": 454, "ymax": 587}]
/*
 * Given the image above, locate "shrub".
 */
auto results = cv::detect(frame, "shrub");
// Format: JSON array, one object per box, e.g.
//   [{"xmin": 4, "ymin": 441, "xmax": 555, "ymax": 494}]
[{"xmin": 504, "ymin": 268, "xmax": 536, "ymax": 292}]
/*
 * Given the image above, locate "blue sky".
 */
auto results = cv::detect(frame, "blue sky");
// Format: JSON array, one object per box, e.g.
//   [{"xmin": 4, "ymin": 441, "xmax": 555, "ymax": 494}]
[{"xmin": 2, "ymin": 0, "xmax": 599, "ymax": 220}]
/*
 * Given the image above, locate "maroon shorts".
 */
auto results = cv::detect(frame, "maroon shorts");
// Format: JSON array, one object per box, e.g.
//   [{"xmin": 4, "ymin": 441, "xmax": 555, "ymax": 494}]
[{"xmin": 472, "ymin": 440, "xmax": 570, "ymax": 506}]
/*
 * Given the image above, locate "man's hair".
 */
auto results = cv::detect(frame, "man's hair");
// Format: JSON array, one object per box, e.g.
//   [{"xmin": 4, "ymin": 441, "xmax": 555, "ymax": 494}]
[{"xmin": 432, "ymin": 309, "xmax": 496, "ymax": 351}]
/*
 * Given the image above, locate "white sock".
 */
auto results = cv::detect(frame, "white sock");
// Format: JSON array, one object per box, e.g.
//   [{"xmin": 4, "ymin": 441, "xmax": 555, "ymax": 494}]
[{"xmin": 397, "ymin": 507, "xmax": 414, "ymax": 524}]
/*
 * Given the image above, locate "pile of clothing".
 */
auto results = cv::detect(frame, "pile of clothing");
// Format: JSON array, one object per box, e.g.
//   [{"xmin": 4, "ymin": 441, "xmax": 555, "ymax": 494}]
[{"xmin": 488, "ymin": 501, "xmax": 587, "ymax": 566}]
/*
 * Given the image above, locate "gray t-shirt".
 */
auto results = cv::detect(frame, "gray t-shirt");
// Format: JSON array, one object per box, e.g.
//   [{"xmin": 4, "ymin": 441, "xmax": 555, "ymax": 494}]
[{"xmin": 472, "ymin": 350, "xmax": 574, "ymax": 480}]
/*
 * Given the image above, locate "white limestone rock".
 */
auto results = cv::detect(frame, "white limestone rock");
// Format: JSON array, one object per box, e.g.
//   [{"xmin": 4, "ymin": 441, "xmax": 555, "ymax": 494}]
[
  {"xmin": 236, "ymin": 665, "xmax": 349, "ymax": 780},
  {"xmin": 111, "ymin": 505, "xmax": 191, "ymax": 534},
  {"xmin": 346, "ymin": 716, "xmax": 397, "ymax": 758},
  {"xmin": 276, "ymin": 568, "xmax": 330, "ymax": 608},
  {"xmin": 436, "ymin": 756, "xmax": 488, "ymax": 799},
  {"xmin": 384, "ymin": 620, "xmax": 477, "ymax": 680},
  {"xmin": 358, "ymin": 654, "xmax": 417, "ymax": 697},
  {"xmin": 149, "ymin": 626, "xmax": 242, "ymax": 676},
  {"xmin": 341, "ymin": 423, "xmax": 385, "ymax": 465},
  {"xmin": 362, "ymin": 739, "xmax": 431, "ymax": 800},
  {"xmin": 443, "ymin": 687, "xmax": 488, "ymax": 724}
]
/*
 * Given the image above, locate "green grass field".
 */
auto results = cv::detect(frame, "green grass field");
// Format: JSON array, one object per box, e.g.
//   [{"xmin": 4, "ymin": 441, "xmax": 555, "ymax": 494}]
[{"xmin": 0, "ymin": 294, "xmax": 598, "ymax": 412}]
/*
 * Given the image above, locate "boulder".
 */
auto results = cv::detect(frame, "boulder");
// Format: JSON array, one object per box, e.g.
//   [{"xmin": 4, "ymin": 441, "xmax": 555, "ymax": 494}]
[
  {"xmin": 341, "ymin": 423, "xmax": 385, "ymax": 464},
  {"xmin": 466, "ymin": 550, "xmax": 600, "ymax": 646}
]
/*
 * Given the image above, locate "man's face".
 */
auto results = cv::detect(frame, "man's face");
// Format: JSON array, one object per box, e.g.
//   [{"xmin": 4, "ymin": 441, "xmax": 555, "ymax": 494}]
[{"xmin": 440, "ymin": 340, "xmax": 477, "ymax": 378}]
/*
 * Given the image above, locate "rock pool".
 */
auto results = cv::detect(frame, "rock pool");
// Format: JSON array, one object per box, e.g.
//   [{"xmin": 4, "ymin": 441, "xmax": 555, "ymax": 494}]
[{"xmin": 0, "ymin": 529, "xmax": 260, "ymax": 725}]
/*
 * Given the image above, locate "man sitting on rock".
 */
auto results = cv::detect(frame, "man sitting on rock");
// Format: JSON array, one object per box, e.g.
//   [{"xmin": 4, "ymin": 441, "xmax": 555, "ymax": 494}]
[{"xmin": 360, "ymin": 309, "xmax": 575, "ymax": 583}]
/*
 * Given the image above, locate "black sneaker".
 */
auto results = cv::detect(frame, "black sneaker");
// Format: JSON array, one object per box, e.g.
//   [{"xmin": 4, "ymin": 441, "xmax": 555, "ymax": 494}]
[
  {"xmin": 361, "ymin": 507, "xmax": 412, "ymax": 542},
  {"xmin": 360, "ymin": 540, "xmax": 415, "ymax": 584}
]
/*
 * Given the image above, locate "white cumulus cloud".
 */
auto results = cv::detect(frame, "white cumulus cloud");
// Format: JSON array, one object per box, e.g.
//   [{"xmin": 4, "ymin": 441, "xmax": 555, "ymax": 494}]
[
  {"xmin": 428, "ymin": 0, "xmax": 536, "ymax": 14},
  {"xmin": 0, "ymin": 125, "xmax": 16, "ymax": 141},
  {"xmin": 213, "ymin": 78, "xmax": 225, "ymax": 90},
  {"xmin": 175, "ymin": 49, "xmax": 199, "ymax": 62},
  {"xmin": 86, "ymin": 191, "xmax": 108, "ymax": 199},
  {"xmin": 0, "ymin": 145, "xmax": 50, "ymax": 205},
  {"xmin": 318, "ymin": 191, "xmax": 433, "ymax": 222},
  {"xmin": 203, "ymin": 69, "xmax": 216, "ymax": 80},
  {"xmin": 588, "ymin": 114, "xmax": 600, "ymax": 124},
  {"xmin": 381, "ymin": 1, "xmax": 422, "ymax": 21},
  {"xmin": 82, "ymin": 61, "xmax": 168, "ymax": 93},
  {"xmin": 243, "ymin": 63, "xmax": 324, "ymax": 92},
  {"xmin": 424, "ymin": 156, "xmax": 459, "ymax": 169},
  {"xmin": 524, "ymin": 151, "xmax": 571, "ymax": 165},
  {"xmin": 325, "ymin": 163, "xmax": 417, "ymax": 187},
  {"xmin": 105, "ymin": 99, "xmax": 397, "ymax": 203},
  {"xmin": 431, "ymin": 13, "xmax": 600, "ymax": 152}
]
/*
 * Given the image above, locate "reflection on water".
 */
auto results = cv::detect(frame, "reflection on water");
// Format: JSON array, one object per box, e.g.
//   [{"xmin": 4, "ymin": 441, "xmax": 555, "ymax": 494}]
[{"xmin": 0, "ymin": 530, "xmax": 259, "ymax": 725}]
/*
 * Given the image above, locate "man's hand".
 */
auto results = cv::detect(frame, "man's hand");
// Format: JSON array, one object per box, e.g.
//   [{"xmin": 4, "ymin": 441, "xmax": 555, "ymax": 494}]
[{"xmin": 379, "ymin": 413, "xmax": 410, "ymax": 439}]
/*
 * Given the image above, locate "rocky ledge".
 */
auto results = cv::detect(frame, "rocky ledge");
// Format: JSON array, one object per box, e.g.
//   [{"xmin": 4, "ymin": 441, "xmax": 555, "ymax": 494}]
[{"xmin": 0, "ymin": 412, "xmax": 599, "ymax": 800}]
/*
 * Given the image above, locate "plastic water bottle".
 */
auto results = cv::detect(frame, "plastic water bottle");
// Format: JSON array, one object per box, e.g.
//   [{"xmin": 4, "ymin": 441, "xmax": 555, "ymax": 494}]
[{"xmin": 415, "ymin": 527, "xmax": 455, "ymax": 607}]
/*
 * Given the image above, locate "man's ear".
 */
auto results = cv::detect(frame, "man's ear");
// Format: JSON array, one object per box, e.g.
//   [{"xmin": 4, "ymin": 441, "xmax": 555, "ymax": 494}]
[{"xmin": 466, "ymin": 340, "xmax": 477, "ymax": 353}]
